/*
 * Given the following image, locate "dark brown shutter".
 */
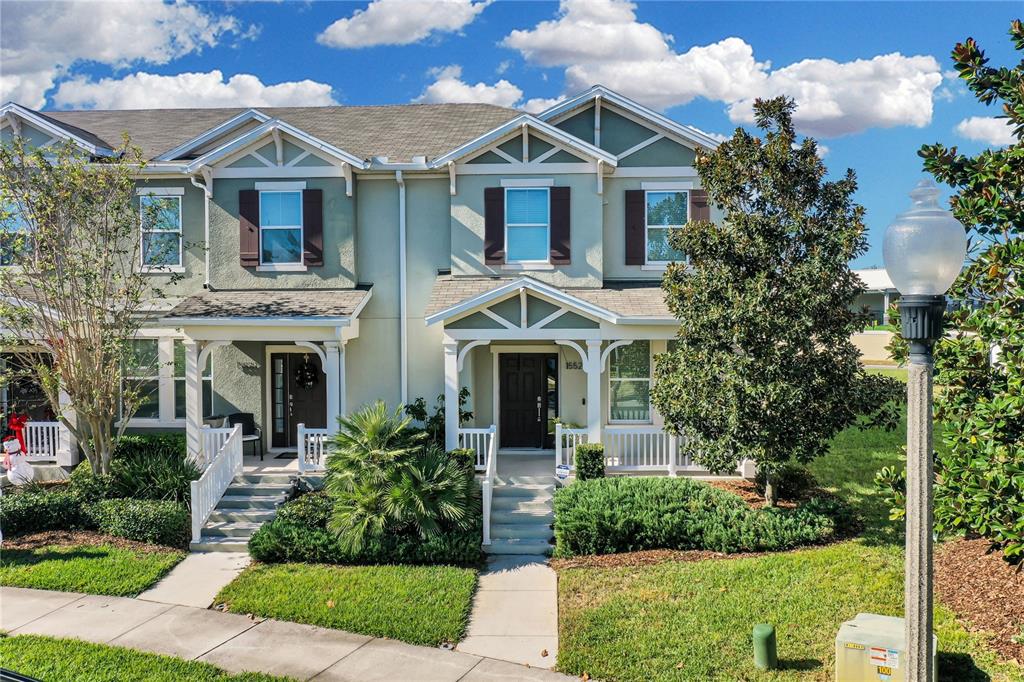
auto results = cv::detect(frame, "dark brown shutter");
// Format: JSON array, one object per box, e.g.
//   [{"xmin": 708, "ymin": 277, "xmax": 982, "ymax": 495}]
[
  {"xmin": 302, "ymin": 189, "xmax": 324, "ymax": 266},
  {"xmin": 549, "ymin": 186, "xmax": 571, "ymax": 265},
  {"xmin": 239, "ymin": 189, "xmax": 259, "ymax": 267},
  {"xmin": 691, "ymin": 189, "xmax": 710, "ymax": 222},
  {"xmin": 625, "ymin": 189, "xmax": 646, "ymax": 265},
  {"xmin": 484, "ymin": 187, "xmax": 505, "ymax": 265}
]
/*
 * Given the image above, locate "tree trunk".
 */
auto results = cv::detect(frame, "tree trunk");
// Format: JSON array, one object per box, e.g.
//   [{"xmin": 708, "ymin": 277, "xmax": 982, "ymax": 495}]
[{"xmin": 764, "ymin": 476, "xmax": 778, "ymax": 507}]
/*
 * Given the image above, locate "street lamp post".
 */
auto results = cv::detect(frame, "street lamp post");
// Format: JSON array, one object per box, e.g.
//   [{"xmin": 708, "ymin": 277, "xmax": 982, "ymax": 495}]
[{"xmin": 882, "ymin": 180, "xmax": 967, "ymax": 682}]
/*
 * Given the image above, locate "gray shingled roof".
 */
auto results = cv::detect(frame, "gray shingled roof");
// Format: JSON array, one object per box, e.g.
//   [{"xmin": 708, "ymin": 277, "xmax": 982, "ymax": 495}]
[
  {"xmin": 425, "ymin": 276, "xmax": 672, "ymax": 320},
  {"xmin": 42, "ymin": 104, "xmax": 519, "ymax": 162},
  {"xmin": 165, "ymin": 288, "xmax": 371, "ymax": 320}
]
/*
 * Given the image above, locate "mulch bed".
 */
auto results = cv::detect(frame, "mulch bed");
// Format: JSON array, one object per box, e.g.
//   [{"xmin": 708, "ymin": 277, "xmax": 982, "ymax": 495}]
[
  {"xmin": 704, "ymin": 478, "xmax": 800, "ymax": 509},
  {"xmin": 2, "ymin": 530, "xmax": 180, "ymax": 554},
  {"xmin": 550, "ymin": 548, "xmax": 777, "ymax": 570},
  {"xmin": 934, "ymin": 537, "xmax": 1023, "ymax": 664}
]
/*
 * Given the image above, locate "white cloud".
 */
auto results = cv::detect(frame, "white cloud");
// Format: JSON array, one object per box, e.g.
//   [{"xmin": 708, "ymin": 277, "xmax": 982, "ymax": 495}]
[
  {"xmin": 955, "ymin": 116, "xmax": 1017, "ymax": 146},
  {"xmin": 522, "ymin": 97, "xmax": 564, "ymax": 113},
  {"xmin": 415, "ymin": 65, "xmax": 522, "ymax": 108},
  {"xmin": 318, "ymin": 0, "xmax": 488, "ymax": 49},
  {"xmin": 496, "ymin": 60, "xmax": 513, "ymax": 76},
  {"xmin": 502, "ymin": 0, "xmax": 943, "ymax": 137},
  {"xmin": 52, "ymin": 71, "xmax": 337, "ymax": 110},
  {"xmin": 0, "ymin": 0, "xmax": 253, "ymax": 108}
]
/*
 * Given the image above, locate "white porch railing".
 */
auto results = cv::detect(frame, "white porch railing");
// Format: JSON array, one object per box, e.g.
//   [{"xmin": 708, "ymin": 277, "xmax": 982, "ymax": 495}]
[
  {"xmin": 298, "ymin": 424, "xmax": 329, "ymax": 473},
  {"xmin": 200, "ymin": 427, "xmax": 232, "ymax": 470},
  {"xmin": 555, "ymin": 424, "xmax": 588, "ymax": 470},
  {"xmin": 22, "ymin": 421, "xmax": 74, "ymax": 466},
  {"xmin": 191, "ymin": 425, "xmax": 242, "ymax": 543},
  {"xmin": 475, "ymin": 426, "xmax": 498, "ymax": 546},
  {"xmin": 458, "ymin": 426, "xmax": 496, "ymax": 472}
]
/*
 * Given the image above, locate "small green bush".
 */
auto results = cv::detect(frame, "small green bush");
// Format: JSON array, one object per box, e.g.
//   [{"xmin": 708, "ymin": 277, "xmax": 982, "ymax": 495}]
[
  {"xmin": 553, "ymin": 476, "xmax": 848, "ymax": 557},
  {"xmin": 754, "ymin": 463, "xmax": 818, "ymax": 501},
  {"xmin": 447, "ymin": 448, "xmax": 477, "ymax": 475},
  {"xmin": 86, "ymin": 498, "xmax": 189, "ymax": 548},
  {"xmin": 0, "ymin": 489, "xmax": 88, "ymax": 536},
  {"xmin": 574, "ymin": 443, "xmax": 605, "ymax": 481},
  {"xmin": 71, "ymin": 434, "xmax": 197, "ymax": 504},
  {"xmin": 275, "ymin": 491, "xmax": 333, "ymax": 527}
]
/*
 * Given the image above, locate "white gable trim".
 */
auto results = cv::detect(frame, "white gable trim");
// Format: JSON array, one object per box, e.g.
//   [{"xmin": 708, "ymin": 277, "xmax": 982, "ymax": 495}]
[
  {"xmin": 430, "ymin": 114, "xmax": 617, "ymax": 169},
  {"xmin": 155, "ymin": 109, "xmax": 271, "ymax": 161},
  {"xmin": 0, "ymin": 102, "xmax": 115, "ymax": 157},
  {"xmin": 425, "ymin": 277, "xmax": 620, "ymax": 326}
]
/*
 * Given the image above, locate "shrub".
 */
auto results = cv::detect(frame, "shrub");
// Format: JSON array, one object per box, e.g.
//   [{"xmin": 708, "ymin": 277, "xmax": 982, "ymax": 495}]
[
  {"xmin": 86, "ymin": 498, "xmax": 189, "ymax": 548},
  {"xmin": 275, "ymin": 491, "xmax": 334, "ymax": 528},
  {"xmin": 72, "ymin": 434, "xmax": 198, "ymax": 504},
  {"xmin": 553, "ymin": 476, "xmax": 847, "ymax": 557},
  {"xmin": 447, "ymin": 448, "xmax": 477, "ymax": 475},
  {"xmin": 754, "ymin": 463, "xmax": 818, "ymax": 501},
  {"xmin": 68, "ymin": 464, "xmax": 117, "ymax": 503},
  {"xmin": 574, "ymin": 443, "xmax": 605, "ymax": 481},
  {"xmin": 0, "ymin": 489, "xmax": 88, "ymax": 536}
]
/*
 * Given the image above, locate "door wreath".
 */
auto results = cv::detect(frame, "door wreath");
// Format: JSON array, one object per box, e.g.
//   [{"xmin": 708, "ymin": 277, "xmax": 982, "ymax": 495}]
[{"xmin": 294, "ymin": 355, "xmax": 319, "ymax": 389}]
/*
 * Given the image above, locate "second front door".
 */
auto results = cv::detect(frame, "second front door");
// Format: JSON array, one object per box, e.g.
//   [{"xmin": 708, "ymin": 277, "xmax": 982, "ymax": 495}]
[
  {"xmin": 270, "ymin": 352, "xmax": 327, "ymax": 448},
  {"xmin": 499, "ymin": 353, "xmax": 556, "ymax": 449}
]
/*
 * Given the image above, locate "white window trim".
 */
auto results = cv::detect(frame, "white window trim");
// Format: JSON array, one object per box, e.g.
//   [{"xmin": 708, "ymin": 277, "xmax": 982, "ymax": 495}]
[
  {"xmin": 608, "ymin": 340, "xmax": 653, "ymax": 425},
  {"xmin": 255, "ymin": 181, "xmax": 307, "ymax": 190},
  {"xmin": 504, "ymin": 186, "xmax": 550, "ymax": 265},
  {"xmin": 136, "ymin": 187, "xmax": 185, "ymax": 196},
  {"xmin": 139, "ymin": 194, "xmax": 183, "ymax": 270},
  {"xmin": 118, "ymin": 336, "xmax": 212, "ymax": 427},
  {"xmin": 501, "ymin": 178, "xmax": 554, "ymax": 188},
  {"xmin": 258, "ymin": 189, "xmax": 304, "ymax": 267},
  {"xmin": 640, "ymin": 181, "xmax": 694, "ymax": 191},
  {"xmin": 644, "ymin": 189, "xmax": 689, "ymax": 267}
]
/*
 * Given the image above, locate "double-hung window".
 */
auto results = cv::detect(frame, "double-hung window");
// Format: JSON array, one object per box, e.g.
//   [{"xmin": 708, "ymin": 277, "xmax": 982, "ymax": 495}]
[
  {"xmin": 608, "ymin": 340, "xmax": 651, "ymax": 423},
  {"xmin": 140, "ymin": 194, "xmax": 182, "ymax": 268},
  {"xmin": 1, "ymin": 202, "xmax": 32, "ymax": 266},
  {"xmin": 119, "ymin": 337, "xmax": 213, "ymax": 424},
  {"xmin": 173, "ymin": 340, "xmax": 212, "ymax": 420},
  {"xmin": 259, "ymin": 191, "xmax": 303, "ymax": 265},
  {"xmin": 645, "ymin": 190, "xmax": 687, "ymax": 265},
  {"xmin": 505, "ymin": 188, "xmax": 549, "ymax": 263},
  {"xmin": 121, "ymin": 339, "xmax": 161, "ymax": 420}
]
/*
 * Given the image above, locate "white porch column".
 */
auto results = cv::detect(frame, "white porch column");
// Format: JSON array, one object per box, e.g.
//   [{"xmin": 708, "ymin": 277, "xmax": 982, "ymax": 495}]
[
  {"xmin": 324, "ymin": 341, "xmax": 343, "ymax": 435},
  {"xmin": 184, "ymin": 340, "xmax": 203, "ymax": 463},
  {"xmin": 444, "ymin": 338, "xmax": 460, "ymax": 452},
  {"xmin": 585, "ymin": 339, "xmax": 602, "ymax": 443},
  {"xmin": 57, "ymin": 388, "xmax": 78, "ymax": 467},
  {"xmin": 882, "ymin": 291, "xmax": 891, "ymax": 325}
]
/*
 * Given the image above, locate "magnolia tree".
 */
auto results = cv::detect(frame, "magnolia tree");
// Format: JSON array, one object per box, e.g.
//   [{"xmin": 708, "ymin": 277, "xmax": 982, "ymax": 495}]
[
  {"xmin": 652, "ymin": 97, "xmax": 904, "ymax": 505},
  {"xmin": 0, "ymin": 137, "xmax": 178, "ymax": 475},
  {"xmin": 882, "ymin": 21, "xmax": 1024, "ymax": 562}
]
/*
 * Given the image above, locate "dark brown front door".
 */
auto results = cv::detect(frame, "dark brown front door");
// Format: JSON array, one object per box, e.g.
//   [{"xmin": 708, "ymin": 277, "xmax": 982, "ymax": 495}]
[
  {"xmin": 270, "ymin": 352, "xmax": 327, "ymax": 448},
  {"xmin": 500, "ymin": 353, "xmax": 556, "ymax": 449}
]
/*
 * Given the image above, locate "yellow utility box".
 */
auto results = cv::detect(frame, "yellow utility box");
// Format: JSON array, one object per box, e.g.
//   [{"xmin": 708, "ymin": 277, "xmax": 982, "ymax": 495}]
[{"xmin": 835, "ymin": 613, "xmax": 937, "ymax": 682}]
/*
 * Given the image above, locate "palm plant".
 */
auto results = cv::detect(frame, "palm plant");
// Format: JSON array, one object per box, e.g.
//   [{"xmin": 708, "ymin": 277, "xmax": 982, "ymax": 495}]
[{"xmin": 324, "ymin": 401, "xmax": 479, "ymax": 552}]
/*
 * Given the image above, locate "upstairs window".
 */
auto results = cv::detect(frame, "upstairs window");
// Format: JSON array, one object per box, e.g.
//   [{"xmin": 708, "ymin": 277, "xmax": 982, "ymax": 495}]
[
  {"xmin": 1, "ymin": 203, "xmax": 32, "ymax": 266},
  {"xmin": 505, "ymin": 188, "xmax": 549, "ymax": 263},
  {"xmin": 140, "ymin": 194, "xmax": 182, "ymax": 268},
  {"xmin": 259, "ymin": 191, "xmax": 303, "ymax": 265},
  {"xmin": 609, "ymin": 340, "xmax": 651, "ymax": 423},
  {"xmin": 646, "ymin": 191, "xmax": 687, "ymax": 264}
]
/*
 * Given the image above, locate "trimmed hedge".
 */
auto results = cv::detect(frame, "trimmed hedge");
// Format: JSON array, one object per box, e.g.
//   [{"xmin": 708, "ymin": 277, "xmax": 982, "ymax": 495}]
[
  {"xmin": 553, "ymin": 476, "xmax": 851, "ymax": 557},
  {"xmin": 71, "ymin": 433, "xmax": 197, "ymax": 504},
  {"xmin": 86, "ymin": 498, "xmax": 190, "ymax": 548},
  {"xmin": 575, "ymin": 443, "xmax": 605, "ymax": 481},
  {"xmin": 249, "ymin": 492, "xmax": 482, "ymax": 566},
  {"xmin": 0, "ymin": 489, "xmax": 88, "ymax": 536}
]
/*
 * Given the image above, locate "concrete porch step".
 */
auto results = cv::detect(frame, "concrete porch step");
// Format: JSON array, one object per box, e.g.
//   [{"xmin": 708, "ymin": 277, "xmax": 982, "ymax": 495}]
[
  {"xmin": 202, "ymin": 521, "xmax": 264, "ymax": 538},
  {"xmin": 207, "ymin": 509, "xmax": 277, "ymax": 524},
  {"xmin": 491, "ymin": 497, "xmax": 553, "ymax": 512},
  {"xmin": 484, "ymin": 538, "xmax": 552, "ymax": 556},
  {"xmin": 189, "ymin": 536, "xmax": 250, "ymax": 552},
  {"xmin": 492, "ymin": 475, "xmax": 557, "ymax": 487},
  {"xmin": 216, "ymin": 494, "xmax": 287, "ymax": 510},
  {"xmin": 491, "ymin": 484, "xmax": 555, "ymax": 498},
  {"xmin": 492, "ymin": 509, "xmax": 554, "ymax": 525},
  {"xmin": 490, "ymin": 522, "xmax": 552, "ymax": 539},
  {"xmin": 225, "ymin": 483, "xmax": 292, "ymax": 496},
  {"xmin": 233, "ymin": 473, "xmax": 295, "ymax": 485}
]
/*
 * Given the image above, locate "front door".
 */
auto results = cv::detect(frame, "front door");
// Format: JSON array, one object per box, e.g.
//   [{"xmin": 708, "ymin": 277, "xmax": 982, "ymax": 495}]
[
  {"xmin": 270, "ymin": 352, "xmax": 327, "ymax": 448},
  {"xmin": 500, "ymin": 353, "xmax": 557, "ymax": 449}
]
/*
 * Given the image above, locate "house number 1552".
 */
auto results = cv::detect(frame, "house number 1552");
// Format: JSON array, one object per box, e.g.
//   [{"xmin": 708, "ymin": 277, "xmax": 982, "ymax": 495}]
[{"xmin": 565, "ymin": 361, "xmax": 583, "ymax": 370}]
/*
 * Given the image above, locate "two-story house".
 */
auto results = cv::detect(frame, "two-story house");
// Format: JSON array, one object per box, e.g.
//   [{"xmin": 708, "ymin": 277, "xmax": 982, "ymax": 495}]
[{"xmin": 1, "ymin": 86, "xmax": 750, "ymax": 550}]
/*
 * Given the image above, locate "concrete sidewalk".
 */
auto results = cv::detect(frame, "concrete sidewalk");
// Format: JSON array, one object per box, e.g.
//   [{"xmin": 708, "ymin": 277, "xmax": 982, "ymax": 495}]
[
  {"xmin": 457, "ymin": 555, "xmax": 558, "ymax": 669},
  {"xmin": 0, "ymin": 586, "xmax": 573, "ymax": 681},
  {"xmin": 137, "ymin": 551, "xmax": 251, "ymax": 608}
]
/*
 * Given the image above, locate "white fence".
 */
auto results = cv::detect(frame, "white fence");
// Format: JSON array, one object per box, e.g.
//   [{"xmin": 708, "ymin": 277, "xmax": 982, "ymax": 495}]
[
  {"xmin": 191, "ymin": 425, "xmax": 242, "ymax": 543},
  {"xmin": 458, "ymin": 426, "xmax": 496, "ymax": 472},
  {"xmin": 298, "ymin": 424, "xmax": 329, "ymax": 473},
  {"xmin": 22, "ymin": 421, "xmax": 75, "ymax": 466}
]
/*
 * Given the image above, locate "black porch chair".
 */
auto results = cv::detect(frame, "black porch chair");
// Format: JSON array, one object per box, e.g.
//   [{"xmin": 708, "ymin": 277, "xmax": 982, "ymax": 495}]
[{"xmin": 228, "ymin": 412, "xmax": 264, "ymax": 460}]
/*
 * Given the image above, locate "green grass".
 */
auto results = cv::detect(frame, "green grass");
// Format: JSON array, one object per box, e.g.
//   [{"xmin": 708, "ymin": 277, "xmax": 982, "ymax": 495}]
[
  {"xmin": 865, "ymin": 366, "xmax": 908, "ymax": 382},
  {"xmin": 214, "ymin": 562, "xmax": 478, "ymax": 646},
  {"xmin": 0, "ymin": 544, "xmax": 185, "ymax": 596},
  {"xmin": 0, "ymin": 634, "xmax": 292, "ymax": 682},
  {"xmin": 556, "ymin": 418, "xmax": 1024, "ymax": 681}
]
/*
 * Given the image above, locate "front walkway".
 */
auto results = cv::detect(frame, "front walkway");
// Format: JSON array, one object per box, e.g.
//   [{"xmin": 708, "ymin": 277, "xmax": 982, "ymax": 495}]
[
  {"xmin": 0, "ymin": 587, "xmax": 572, "ymax": 681},
  {"xmin": 138, "ymin": 552, "xmax": 251, "ymax": 608}
]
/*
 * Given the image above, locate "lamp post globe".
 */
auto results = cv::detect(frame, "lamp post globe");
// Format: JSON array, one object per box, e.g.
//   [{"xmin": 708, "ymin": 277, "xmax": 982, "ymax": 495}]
[{"xmin": 882, "ymin": 179, "xmax": 966, "ymax": 682}]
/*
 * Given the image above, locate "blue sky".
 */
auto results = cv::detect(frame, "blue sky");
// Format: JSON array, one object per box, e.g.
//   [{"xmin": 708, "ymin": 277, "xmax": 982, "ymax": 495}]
[{"xmin": 2, "ymin": 1, "xmax": 1019, "ymax": 267}]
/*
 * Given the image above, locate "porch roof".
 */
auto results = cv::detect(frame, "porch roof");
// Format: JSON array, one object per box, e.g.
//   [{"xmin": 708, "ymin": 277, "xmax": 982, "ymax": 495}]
[
  {"xmin": 424, "ymin": 275, "xmax": 673, "ymax": 325},
  {"xmin": 162, "ymin": 286, "xmax": 372, "ymax": 325}
]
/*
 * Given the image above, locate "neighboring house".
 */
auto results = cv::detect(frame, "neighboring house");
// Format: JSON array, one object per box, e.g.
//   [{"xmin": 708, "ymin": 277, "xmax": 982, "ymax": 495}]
[
  {"xmin": 2, "ymin": 86, "xmax": 752, "ymax": 547},
  {"xmin": 852, "ymin": 267, "xmax": 899, "ymax": 326}
]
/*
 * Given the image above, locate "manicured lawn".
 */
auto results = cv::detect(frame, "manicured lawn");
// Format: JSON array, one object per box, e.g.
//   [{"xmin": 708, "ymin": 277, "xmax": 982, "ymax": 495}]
[
  {"xmin": 556, "ymin": 418, "xmax": 1024, "ymax": 681},
  {"xmin": 0, "ymin": 634, "xmax": 291, "ymax": 682},
  {"xmin": 0, "ymin": 543, "xmax": 185, "ymax": 596},
  {"xmin": 866, "ymin": 366, "xmax": 908, "ymax": 382},
  {"xmin": 214, "ymin": 562, "xmax": 478, "ymax": 646}
]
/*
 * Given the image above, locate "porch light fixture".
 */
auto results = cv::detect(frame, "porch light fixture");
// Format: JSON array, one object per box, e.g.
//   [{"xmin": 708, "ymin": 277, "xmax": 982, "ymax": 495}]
[{"xmin": 881, "ymin": 179, "xmax": 966, "ymax": 682}]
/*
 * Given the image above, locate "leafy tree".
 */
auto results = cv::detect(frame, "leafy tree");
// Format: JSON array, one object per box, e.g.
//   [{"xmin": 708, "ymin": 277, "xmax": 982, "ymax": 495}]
[
  {"xmin": 652, "ymin": 97, "xmax": 904, "ymax": 505},
  {"xmin": 403, "ymin": 387, "xmax": 473, "ymax": 449},
  {"xmin": 887, "ymin": 21, "xmax": 1024, "ymax": 561},
  {"xmin": 0, "ymin": 137, "xmax": 180, "ymax": 475}
]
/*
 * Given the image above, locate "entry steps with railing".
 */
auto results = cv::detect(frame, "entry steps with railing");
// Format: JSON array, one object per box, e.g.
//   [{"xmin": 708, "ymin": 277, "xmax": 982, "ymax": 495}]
[
  {"xmin": 189, "ymin": 472, "xmax": 295, "ymax": 552},
  {"xmin": 485, "ymin": 474, "xmax": 555, "ymax": 556}
]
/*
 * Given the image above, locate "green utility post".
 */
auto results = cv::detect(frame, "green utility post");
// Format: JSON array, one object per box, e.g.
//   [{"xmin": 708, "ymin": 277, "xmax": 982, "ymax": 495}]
[{"xmin": 753, "ymin": 623, "xmax": 778, "ymax": 671}]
